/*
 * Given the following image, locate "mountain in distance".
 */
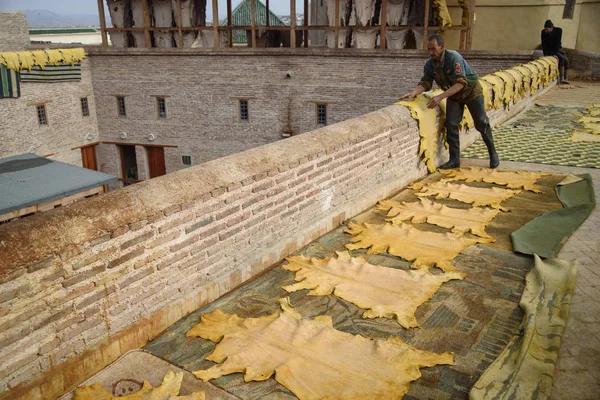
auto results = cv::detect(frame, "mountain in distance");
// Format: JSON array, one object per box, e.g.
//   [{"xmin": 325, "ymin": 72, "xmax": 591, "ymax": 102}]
[{"xmin": 23, "ymin": 9, "xmax": 101, "ymax": 28}]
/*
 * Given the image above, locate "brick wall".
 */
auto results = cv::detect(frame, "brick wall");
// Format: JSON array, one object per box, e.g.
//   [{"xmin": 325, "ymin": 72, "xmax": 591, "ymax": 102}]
[
  {"xmin": 0, "ymin": 12, "xmax": 29, "ymax": 52},
  {"xmin": 0, "ymin": 68, "xmax": 555, "ymax": 399},
  {"xmin": 88, "ymin": 48, "xmax": 534, "ymax": 179},
  {"xmin": 0, "ymin": 58, "xmax": 100, "ymax": 166},
  {"xmin": 566, "ymin": 48, "xmax": 600, "ymax": 79}
]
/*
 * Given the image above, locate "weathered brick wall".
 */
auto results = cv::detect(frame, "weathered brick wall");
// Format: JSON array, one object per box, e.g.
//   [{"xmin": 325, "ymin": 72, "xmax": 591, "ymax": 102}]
[
  {"xmin": 89, "ymin": 48, "xmax": 534, "ymax": 179},
  {"xmin": 566, "ymin": 48, "xmax": 600, "ymax": 79},
  {"xmin": 0, "ymin": 58, "xmax": 100, "ymax": 166},
  {"xmin": 0, "ymin": 12, "xmax": 29, "ymax": 52},
  {"xmin": 0, "ymin": 66, "xmax": 555, "ymax": 399}
]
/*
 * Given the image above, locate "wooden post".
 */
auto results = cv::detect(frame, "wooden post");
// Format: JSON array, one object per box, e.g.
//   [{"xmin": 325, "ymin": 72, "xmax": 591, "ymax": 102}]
[
  {"xmin": 466, "ymin": 0, "xmax": 476, "ymax": 50},
  {"xmin": 176, "ymin": 0, "xmax": 183, "ymax": 47},
  {"xmin": 380, "ymin": 0, "xmax": 387, "ymax": 49},
  {"xmin": 334, "ymin": 0, "xmax": 340, "ymax": 49},
  {"xmin": 423, "ymin": 0, "xmax": 430, "ymax": 49},
  {"xmin": 212, "ymin": 0, "xmax": 220, "ymax": 48},
  {"xmin": 142, "ymin": 0, "xmax": 152, "ymax": 48},
  {"xmin": 251, "ymin": 0, "xmax": 257, "ymax": 48},
  {"xmin": 97, "ymin": 0, "xmax": 108, "ymax": 47},
  {"xmin": 266, "ymin": 0, "xmax": 270, "ymax": 26},
  {"xmin": 227, "ymin": 0, "xmax": 233, "ymax": 47},
  {"xmin": 290, "ymin": 0, "xmax": 296, "ymax": 48},
  {"xmin": 304, "ymin": 0, "xmax": 308, "ymax": 47}
]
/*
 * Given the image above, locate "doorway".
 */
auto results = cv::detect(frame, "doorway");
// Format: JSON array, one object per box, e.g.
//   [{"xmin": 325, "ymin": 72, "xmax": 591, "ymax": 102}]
[
  {"xmin": 146, "ymin": 146, "xmax": 166, "ymax": 178},
  {"xmin": 80, "ymin": 145, "xmax": 98, "ymax": 171},
  {"xmin": 118, "ymin": 145, "xmax": 140, "ymax": 186}
]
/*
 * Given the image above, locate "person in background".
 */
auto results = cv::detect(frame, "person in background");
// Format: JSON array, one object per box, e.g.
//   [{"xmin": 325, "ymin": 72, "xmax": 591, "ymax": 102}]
[
  {"xmin": 541, "ymin": 19, "xmax": 569, "ymax": 84},
  {"xmin": 399, "ymin": 34, "xmax": 499, "ymax": 170}
]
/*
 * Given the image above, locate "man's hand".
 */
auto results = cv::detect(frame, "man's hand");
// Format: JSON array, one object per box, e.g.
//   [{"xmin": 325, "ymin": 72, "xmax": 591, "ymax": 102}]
[
  {"xmin": 427, "ymin": 95, "xmax": 443, "ymax": 109},
  {"xmin": 399, "ymin": 90, "xmax": 419, "ymax": 100}
]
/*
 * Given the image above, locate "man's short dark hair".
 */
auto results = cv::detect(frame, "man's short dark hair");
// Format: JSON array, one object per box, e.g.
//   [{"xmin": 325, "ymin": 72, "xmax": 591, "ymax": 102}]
[
  {"xmin": 428, "ymin": 34, "xmax": 444, "ymax": 46},
  {"xmin": 544, "ymin": 19, "xmax": 554, "ymax": 28}
]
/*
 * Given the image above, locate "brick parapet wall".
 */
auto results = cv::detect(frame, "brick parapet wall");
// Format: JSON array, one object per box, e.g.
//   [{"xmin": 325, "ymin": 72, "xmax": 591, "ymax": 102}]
[
  {"xmin": 0, "ymin": 58, "xmax": 99, "ymax": 165},
  {"xmin": 88, "ymin": 48, "xmax": 535, "ymax": 178},
  {"xmin": 0, "ymin": 12, "xmax": 29, "ymax": 52},
  {"xmin": 565, "ymin": 48, "xmax": 600, "ymax": 79},
  {"xmin": 0, "ymin": 69, "xmax": 555, "ymax": 399}
]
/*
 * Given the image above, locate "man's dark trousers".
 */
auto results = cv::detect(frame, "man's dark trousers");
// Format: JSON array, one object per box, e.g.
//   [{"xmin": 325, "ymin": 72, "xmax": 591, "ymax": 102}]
[{"xmin": 445, "ymin": 96, "xmax": 496, "ymax": 165}]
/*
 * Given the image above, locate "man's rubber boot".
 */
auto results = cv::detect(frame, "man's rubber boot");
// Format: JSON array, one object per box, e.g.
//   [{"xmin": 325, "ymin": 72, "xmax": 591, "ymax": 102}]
[
  {"xmin": 482, "ymin": 126, "xmax": 500, "ymax": 169},
  {"xmin": 439, "ymin": 144, "xmax": 460, "ymax": 169},
  {"xmin": 559, "ymin": 65, "xmax": 570, "ymax": 84}
]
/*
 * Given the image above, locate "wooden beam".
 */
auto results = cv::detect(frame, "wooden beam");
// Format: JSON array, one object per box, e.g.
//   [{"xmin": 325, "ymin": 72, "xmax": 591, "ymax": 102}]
[
  {"xmin": 290, "ymin": 0, "xmax": 296, "ymax": 48},
  {"xmin": 212, "ymin": 0, "xmax": 220, "ymax": 48},
  {"xmin": 266, "ymin": 0, "xmax": 270, "ymax": 26},
  {"xmin": 176, "ymin": 0, "xmax": 183, "ymax": 47},
  {"xmin": 142, "ymin": 0, "xmax": 152, "ymax": 48},
  {"xmin": 227, "ymin": 0, "xmax": 233, "ymax": 47},
  {"xmin": 334, "ymin": 0, "xmax": 339, "ymax": 49},
  {"xmin": 380, "ymin": 0, "xmax": 387, "ymax": 49},
  {"xmin": 304, "ymin": 0, "xmax": 308, "ymax": 47},
  {"xmin": 102, "ymin": 141, "xmax": 178, "ymax": 148},
  {"xmin": 466, "ymin": 0, "xmax": 476, "ymax": 50},
  {"xmin": 423, "ymin": 0, "xmax": 430, "ymax": 49},
  {"xmin": 251, "ymin": 0, "xmax": 257, "ymax": 48},
  {"xmin": 97, "ymin": 0, "xmax": 108, "ymax": 47}
]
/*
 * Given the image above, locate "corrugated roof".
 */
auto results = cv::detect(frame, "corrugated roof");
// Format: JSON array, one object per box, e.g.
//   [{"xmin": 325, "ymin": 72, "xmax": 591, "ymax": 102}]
[
  {"xmin": 220, "ymin": 0, "xmax": 288, "ymax": 44},
  {"xmin": 0, "ymin": 154, "xmax": 117, "ymax": 215}
]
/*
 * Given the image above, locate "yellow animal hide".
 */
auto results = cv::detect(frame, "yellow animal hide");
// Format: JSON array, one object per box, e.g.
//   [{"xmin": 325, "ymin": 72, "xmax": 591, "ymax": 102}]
[
  {"xmin": 73, "ymin": 371, "xmax": 205, "ymax": 400},
  {"xmin": 410, "ymin": 181, "xmax": 520, "ymax": 211},
  {"xmin": 441, "ymin": 166, "xmax": 549, "ymax": 193},
  {"xmin": 345, "ymin": 221, "xmax": 492, "ymax": 271},
  {"xmin": 520, "ymin": 64, "xmax": 541, "ymax": 96},
  {"xmin": 434, "ymin": 0, "xmax": 453, "ymax": 28},
  {"xmin": 188, "ymin": 298, "xmax": 454, "ymax": 399},
  {"xmin": 378, "ymin": 197, "xmax": 499, "ymax": 238},
  {"xmin": 493, "ymin": 71, "xmax": 515, "ymax": 109},
  {"xmin": 397, "ymin": 95, "xmax": 441, "ymax": 173},
  {"xmin": 480, "ymin": 79, "xmax": 494, "ymax": 111},
  {"xmin": 504, "ymin": 68, "xmax": 525, "ymax": 101},
  {"xmin": 283, "ymin": 251, "xmax": 465, "ymax": 328},
  {"xmin": 481, "ymin": 75, "xmax": 505, "ymax": 110},
  {"xmin": 0, "ymin": 48, "xmax": 86, "ymax": 72}
]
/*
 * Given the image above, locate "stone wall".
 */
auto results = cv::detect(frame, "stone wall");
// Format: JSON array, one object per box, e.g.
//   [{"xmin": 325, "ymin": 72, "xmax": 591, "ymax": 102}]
[
  {"xmin": 0, "ymin": 12, "xmax": 29, "ymax": 52},
  {"xmin": 89, "ymin": 48, "xmax": 535, "ymax": 179},
  {"xmin": 0, "ymin": 68, "xmax": 555, "ymax": 399},
  {"xmin": 567, "ymin": 48, "xmax": 600, "ymax": 79},
  {"xmin": 0, "ymin": 58, "xmax": 100, "ymax": 166}
]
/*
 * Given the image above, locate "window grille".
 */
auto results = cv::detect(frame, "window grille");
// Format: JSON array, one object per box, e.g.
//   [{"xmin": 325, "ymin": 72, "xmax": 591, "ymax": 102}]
[
  {"xmin": 37, "ymin": 105, "xmax": 47, "ymax": 125},
  {"xmin": 157, "ymin": 97, "xmax": 166, "ymax": 118},
  {"xmin": 317, "ymin": 103, "xmax": 327, "ymax": 126},
  {"xmin": 117, "ymin": 96, "xmax": 126, "ymax": 117},
  {"xmin": 182, "ymin": 155, "xmax": 192, "ymax": 165},
  {"xmin": 239, "ymin": 100, "xmax": 249, "ymax": 121},
  {"xmin": 80, "ymin": 97, "xmax": 89, "ymax": 117}
]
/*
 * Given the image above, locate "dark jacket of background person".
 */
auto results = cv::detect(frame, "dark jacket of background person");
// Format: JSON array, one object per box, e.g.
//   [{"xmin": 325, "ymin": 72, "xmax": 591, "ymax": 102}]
[{"xmin": 541, "ymin": 27, "xmax": 563, "ymax": 56}]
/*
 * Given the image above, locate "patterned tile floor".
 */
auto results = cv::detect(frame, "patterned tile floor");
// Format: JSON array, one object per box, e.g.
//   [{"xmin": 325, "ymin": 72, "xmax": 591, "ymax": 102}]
[{"xmin": 463, "ymin": 104, "xmax": 600, "ymax": 168}]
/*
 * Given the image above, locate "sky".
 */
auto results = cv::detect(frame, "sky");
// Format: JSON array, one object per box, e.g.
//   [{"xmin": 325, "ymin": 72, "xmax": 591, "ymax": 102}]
[{"xmin": 0, "ymin": 0, "xmax": 305, "ymax": 19}]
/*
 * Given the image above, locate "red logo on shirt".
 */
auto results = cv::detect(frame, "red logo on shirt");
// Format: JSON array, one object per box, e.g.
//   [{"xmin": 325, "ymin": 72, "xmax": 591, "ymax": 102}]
[{"xmin": 454, "ymin": 62, "xmax": 463, "ymax": 75}]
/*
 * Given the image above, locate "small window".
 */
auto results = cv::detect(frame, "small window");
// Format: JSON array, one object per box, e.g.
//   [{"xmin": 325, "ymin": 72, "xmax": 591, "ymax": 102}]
[
  {"xmin": 80, "ymin": 97, "xmax": 89, "ymax": 117},
  {"xmin": 239, "ymin": 100, "xmax": 249, "ymax": 121},
  {"xmin": 37, "ymin": 105, "xmax": 47, "ymax": 125},
  {"xmin": 316, "ymin": 103, "xmax": 327, "ymax": 126},
  {"xmin": 182, "ymin": 155, "xmax": 192, "ymax": 166},
  {"xmin": 157, "ymin": 97, "xmax": 166, "ymax": 118},
  {"xmin": 563, "ymin": 0, "xmax": 575, "ymax": 19},
  {"xmin": 117, "ymin": 96, "xmax": 126, "ymax": 117}
]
